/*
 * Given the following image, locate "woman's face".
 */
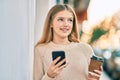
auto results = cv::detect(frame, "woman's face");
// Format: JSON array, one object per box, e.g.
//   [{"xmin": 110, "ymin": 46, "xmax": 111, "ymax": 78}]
[{"xmin": 51, "ymin": 10, "xmax": 73, "ymax": 39}]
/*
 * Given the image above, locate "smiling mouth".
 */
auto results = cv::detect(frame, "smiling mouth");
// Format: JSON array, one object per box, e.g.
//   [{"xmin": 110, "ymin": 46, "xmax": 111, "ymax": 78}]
[{"xmin": 60, "ymin": 28, "xmax": 69, "ymax": 32}]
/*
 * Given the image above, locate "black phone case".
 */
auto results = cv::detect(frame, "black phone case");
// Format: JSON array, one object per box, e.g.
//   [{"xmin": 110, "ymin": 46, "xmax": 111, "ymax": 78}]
[{"xmin": 52, "ymin": 51, "xmax": 66, "ymax": 65}]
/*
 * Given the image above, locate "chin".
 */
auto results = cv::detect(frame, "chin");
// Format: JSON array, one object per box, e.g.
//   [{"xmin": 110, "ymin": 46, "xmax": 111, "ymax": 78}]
[
  {"xmin": 57, "ymin": 32, "xmax": 71, "ymax": 38},
  {"xmin": 60, "ymin": 34, "xmax": 69, "ymax": 38}
]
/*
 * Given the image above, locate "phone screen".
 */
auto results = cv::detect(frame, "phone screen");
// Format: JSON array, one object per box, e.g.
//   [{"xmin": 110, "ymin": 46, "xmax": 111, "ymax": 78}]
[{"xmin": 52, "ymin": 51, "xmax": 66, "ymax": 65}]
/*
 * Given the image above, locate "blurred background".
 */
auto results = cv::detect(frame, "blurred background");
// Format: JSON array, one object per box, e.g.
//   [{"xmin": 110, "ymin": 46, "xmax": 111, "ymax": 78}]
[{"xmin": 0, "ymin": 0, "xmax": 120, "ymax": 80}]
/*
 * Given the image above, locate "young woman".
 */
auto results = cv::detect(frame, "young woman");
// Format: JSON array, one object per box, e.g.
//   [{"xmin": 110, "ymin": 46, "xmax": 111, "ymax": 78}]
[{"xmin": 33, "ymin": 4, "xmax": 103, "ymax": 80}]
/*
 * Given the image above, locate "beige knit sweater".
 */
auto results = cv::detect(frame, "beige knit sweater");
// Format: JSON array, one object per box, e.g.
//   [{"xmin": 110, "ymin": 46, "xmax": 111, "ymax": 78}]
[{"xmin": 33, "ymin": 41, "xmax": 94, "ymax": 80}]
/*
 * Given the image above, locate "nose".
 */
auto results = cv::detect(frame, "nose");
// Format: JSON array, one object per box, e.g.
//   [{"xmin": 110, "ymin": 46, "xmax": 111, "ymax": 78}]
[{"xmin": 64, "ymin": 20, "xmax": 69, "ymax": 26}]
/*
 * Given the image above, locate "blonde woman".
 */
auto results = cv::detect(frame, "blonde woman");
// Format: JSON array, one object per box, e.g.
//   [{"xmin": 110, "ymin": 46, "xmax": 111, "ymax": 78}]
[{"xmin": 33, "ymin": 4, "xmax": 102, "ymax": 80}]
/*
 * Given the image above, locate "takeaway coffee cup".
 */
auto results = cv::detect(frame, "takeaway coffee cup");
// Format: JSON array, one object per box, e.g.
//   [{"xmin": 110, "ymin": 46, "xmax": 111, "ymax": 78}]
[{"xmin": 89, "ymin": 55, "xmax": 104, "ymax": 72}]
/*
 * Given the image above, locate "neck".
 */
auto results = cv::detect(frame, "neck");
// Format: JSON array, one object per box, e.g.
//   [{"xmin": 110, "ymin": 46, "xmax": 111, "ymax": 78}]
[{"xmin": 53, "ymin": 37, "xmax": 70, "ymax": 45}]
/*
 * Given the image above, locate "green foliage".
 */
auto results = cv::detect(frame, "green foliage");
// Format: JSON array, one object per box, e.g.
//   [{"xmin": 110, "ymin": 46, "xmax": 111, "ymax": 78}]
[{"xmin": 89, "ymin": 27, "xmax": 108, "ymax": 44}]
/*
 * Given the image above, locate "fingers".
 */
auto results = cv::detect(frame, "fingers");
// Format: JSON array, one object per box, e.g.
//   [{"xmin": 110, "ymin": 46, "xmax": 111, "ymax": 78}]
[
  {"xmin": 93, "ymin": 70, "xmax": 102, "ymax": 75},
  {"xmin": 52, "ymin": 56, "xmax": 66, "ymax": 68},
  {"xmin": 89, "ymin": 71, "xmax": 100, "ymax": 78},
  {"xmin": 57, "ymin": 62, "xmax": 68, "ymax": 71},
  {"xmin": 88, "ymin": 66, "xmax": 103, "ymax": 79},
  {"xmin": 55, "ymin": 58, "xmax": 66, "ymax": 68},
  {"xmin": 100, "ymin": 66, "xmax": 103, "ymax": 71},
  {"xmin": 93, "ymin": 66, "xmax": 103, "ymax": 75},
  {"xmin": 52, "ymin": 57, "xmax": 61, "ymax": 65},
  {"xmin": 52, "ymin": 57, "xmax": 67, "ymax": 72},
  {"xmin": 88, "ymin": 71, "xmax": 102, "ymax": 80},
  {"xmin": 47, "ymin": 57, "xmax": 67, "ymax": 78}
]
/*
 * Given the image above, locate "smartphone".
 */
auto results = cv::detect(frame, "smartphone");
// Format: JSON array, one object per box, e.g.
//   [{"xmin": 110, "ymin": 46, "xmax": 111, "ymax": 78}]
[
  {"xmin": 89, "ymin": 55, "xmax": 104, "ymax": 72},
  {"xmin": 52, "ymin": 51, "xmax": 66, "ymax": 66}
]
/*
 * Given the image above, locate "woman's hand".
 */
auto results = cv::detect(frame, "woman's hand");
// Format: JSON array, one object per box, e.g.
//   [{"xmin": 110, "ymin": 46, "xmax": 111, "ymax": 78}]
[
  {"xmin": 47, "ymin": 57, "xmax": 67, "ymax": 78},
  {"xmin": 88, "ymin": 66, "xmax": 103, "ymax": 80}
]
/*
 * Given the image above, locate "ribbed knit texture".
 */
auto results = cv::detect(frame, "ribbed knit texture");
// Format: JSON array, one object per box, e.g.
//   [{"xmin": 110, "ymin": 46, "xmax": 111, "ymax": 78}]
[{"xmin": 33, "ymin": 41, "xmax": 94, "ymax": 80}]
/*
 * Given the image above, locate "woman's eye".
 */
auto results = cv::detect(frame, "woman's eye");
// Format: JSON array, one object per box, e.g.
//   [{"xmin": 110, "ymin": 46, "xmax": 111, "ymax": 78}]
[
  {"xmin": 58, "ymin": 18, "xmax": 63, "ymax": 21},
  {"xmin": 68, "ymin": 19, "xmax": 73, "ymax": 22}
]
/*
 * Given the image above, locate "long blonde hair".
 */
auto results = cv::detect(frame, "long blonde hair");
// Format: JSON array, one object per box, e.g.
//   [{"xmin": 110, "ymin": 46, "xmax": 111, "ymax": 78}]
[{"xmin": 36, "ymin": 4, "xmax": 80, "ymax": 46}]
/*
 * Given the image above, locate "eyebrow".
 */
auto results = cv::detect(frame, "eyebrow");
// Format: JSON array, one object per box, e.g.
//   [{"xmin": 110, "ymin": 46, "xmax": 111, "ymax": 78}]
[{"xmin": 57, "ymin": 16, "xmax": 73, "ymax": 19}]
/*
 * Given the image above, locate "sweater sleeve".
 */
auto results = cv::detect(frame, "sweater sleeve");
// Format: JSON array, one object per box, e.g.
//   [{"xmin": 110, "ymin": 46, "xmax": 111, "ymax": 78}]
[
  {"xmin": 33, "ymin": 46, "xmax": 55, "ymax": 80},
  {"xmin": 84, "ymin": 43, "xmax": 94, "ymax": 64},
  {"xmin": 78, "ymin": 42, "xmax": 94, "ymax": 64}
]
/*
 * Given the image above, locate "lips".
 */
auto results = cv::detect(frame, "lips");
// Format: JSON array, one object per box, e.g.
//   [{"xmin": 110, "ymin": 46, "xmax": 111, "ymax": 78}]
[{"xmin": 60, "ymin": 28, "xmax": 69, "ymax": 33}]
